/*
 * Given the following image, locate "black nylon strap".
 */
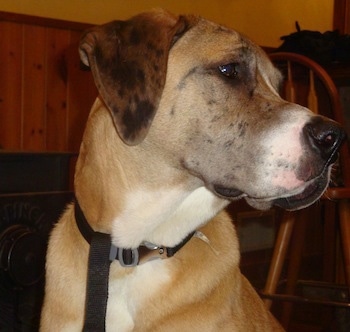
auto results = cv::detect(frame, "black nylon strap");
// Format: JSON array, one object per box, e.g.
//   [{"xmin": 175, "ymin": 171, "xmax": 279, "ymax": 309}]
[
  {"xmin": 74, "ymin": 199, "xmax": 195, "ymax": 331},
  {"xmin": 166, "ymin": 231, "xmax": 195, "ymax": 257},
  {"xmin": 75, "ymin": 200, "xmax": 94, "ymax": 243},
  {"xmin": 75, "ymin": 200, "xmax": 195, "ymax": 263},
  {"xmin": 83, "ymin": 231, "xmax": 111, "ymax": 332}
]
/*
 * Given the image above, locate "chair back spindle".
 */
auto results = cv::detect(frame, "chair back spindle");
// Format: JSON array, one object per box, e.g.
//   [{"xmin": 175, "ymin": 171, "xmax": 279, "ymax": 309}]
[
  {"xmin": 307, "ymin": 70, "xmax": 318, "ymax": 114},
  {"xmin": 285, "ymin": 61, "xmax": 296, "ymax": 103}
]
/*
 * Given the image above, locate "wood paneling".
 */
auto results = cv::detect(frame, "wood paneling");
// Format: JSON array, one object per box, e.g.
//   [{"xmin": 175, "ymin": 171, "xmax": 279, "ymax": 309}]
[
  {"xmin": 22, "ymin": 24, "xmax": 47, "ymax": 150},
  {"xmin": 46, "ymin": 28, "xmax": 70, "ymax": 151},
  {"xmin": 333, "ymin": 0, "xmax": 350, "ymax": 34},
  {"xmin": 0, "ymin": 12, "xmax": 97, "ymax": 152},
  {"xmin": 0, "ymin": 21, "xmax": 23, "ymax": 150}
]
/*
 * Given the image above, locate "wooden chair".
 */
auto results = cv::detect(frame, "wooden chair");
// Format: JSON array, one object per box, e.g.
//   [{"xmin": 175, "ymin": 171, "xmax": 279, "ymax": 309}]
[{"xmin": 260, "ymin": 52, "xmax": 350, "ymax": 329}]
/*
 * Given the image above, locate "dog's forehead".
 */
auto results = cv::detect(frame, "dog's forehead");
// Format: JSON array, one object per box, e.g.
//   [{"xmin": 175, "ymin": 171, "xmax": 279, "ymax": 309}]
[
  {"xmin": 172, "ymin": 18, "xmax": 259, "ymax": 65},
  {"xmin": 162, "ymin": 17, "xmax": 283, "ymax": 115},
  {"xmin": 169, "ymin": 17, "xmax": 281, "ymax": 86}
]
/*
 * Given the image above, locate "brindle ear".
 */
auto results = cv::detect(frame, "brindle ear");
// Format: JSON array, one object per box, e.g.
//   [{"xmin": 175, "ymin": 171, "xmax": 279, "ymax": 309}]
[{"xmin": 79, "ymin": 10, "xmax": 194, "ymax": 145}]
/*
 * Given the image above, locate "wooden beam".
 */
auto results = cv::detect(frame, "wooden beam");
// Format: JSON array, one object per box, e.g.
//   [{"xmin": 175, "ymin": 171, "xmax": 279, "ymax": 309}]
[{"xmin": 0, "ymin": 11, "xmax": 92, "ymax": 31}]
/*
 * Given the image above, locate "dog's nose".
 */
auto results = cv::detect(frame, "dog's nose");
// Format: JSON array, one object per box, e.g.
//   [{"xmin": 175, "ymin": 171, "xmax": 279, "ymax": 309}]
[{"xmin": 304, "ymin": 116, "xmax": 346, "ymax": 164}]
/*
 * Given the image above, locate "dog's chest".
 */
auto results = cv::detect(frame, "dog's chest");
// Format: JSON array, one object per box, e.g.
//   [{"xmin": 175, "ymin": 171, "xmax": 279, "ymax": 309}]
[{"xmin": 105, "ymin": 259, "xmax": 172, "ymax": 331}]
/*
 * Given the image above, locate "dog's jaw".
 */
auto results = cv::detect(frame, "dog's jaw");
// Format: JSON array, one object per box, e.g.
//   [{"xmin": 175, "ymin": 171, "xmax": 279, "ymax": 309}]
[{"xmin": 111, "ymin": 186, "xmax": 229, "ymax": 248}]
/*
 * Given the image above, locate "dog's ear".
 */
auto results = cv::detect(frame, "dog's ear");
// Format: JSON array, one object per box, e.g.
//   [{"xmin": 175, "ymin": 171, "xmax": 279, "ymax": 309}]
[{"xmin": 79, "ymin": 10, "xmax": 194, "ymax": 145}]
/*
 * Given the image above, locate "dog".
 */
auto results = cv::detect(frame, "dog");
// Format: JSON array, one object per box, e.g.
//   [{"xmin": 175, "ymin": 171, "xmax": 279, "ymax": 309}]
[{"xmin": 40, "ymin": 9, "xmax": 345, "ymax": 331}]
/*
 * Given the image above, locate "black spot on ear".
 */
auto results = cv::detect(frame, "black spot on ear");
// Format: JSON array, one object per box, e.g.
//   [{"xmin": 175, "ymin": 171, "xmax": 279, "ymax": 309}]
[
  {"xmin": 130, "ymin": 28, "xmax": 141, "ymax": 45},
  {"xmin": 133, "ymin": 93, "xmax": 140, "ymax": 104},
  {"xmin": 137, "ymin": 69, "xmax": 145, "ymax": 83},
  {"xmin": 114, "ymin": 60, "xmax": 140, "ymax": 90},
  {"xmin": 155, "ymin": 49, "xmax": 164, "ymax": 58},
  {"xmin": 121, "ymin": 100, "xmax": 154, "ymax": 141},
  {"xmin": 118, "ymin": 89, "xmax": 124, "ymax": 98},
  {"xmin": 147, "ymin": 42, "xmax": 156, "ymax": 51}
]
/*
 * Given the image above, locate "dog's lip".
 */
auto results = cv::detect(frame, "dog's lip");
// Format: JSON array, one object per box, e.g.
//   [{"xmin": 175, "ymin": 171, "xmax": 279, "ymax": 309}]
[
  {"xmin": 244, "ymin": 171, "xmax": 328, "ymax": 211},
  {"xmin": 273, "ymin": 173, "xmax": 328, "ymax": 210},
  {"xmin": 214, "ymin": 170, "xmax": 329, "ymax": 211},
  {"xmin": 213, "ymin": 158, "xmax": 332, "ymax": 210},
  {"xmin": 242, "ymin": 178, "xmax": 327, "ymax": 211}
]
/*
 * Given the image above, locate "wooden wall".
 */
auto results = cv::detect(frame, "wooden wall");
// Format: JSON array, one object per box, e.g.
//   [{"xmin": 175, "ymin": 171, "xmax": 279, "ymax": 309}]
[
  {"xmin": 333, "ymin": 0, "xmax": 350, "ymax": 34},
  {"xmin": 0, "ymin": 12, "xmax": 97, "ymax": 152}
]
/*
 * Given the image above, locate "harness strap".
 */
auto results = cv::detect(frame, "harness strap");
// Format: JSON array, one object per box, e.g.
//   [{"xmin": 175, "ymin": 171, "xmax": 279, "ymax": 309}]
[
  {"xmin": 83, "ymin": 231, "xmax": 111, "ymax": 332},
  {"xmin": 74, "ymin": 200, "xmax": 195, "ymax": 331}
]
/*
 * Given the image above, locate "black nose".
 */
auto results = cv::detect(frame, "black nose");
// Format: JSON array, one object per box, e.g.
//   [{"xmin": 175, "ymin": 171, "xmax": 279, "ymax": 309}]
[{"xmin": 304, "ymin": 116, "xmax": 346, "ymax": 165}]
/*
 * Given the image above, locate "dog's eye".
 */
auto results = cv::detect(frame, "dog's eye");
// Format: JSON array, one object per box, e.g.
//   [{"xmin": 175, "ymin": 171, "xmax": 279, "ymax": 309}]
[{"xmin": 218, "ymin": 63, "xmax": 239, "ymax": 78}]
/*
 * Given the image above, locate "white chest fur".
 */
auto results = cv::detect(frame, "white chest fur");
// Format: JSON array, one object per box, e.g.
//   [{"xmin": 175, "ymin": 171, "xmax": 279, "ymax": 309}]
[
  {"xmin": 111, "ymin": 186, "xmax": 228, "ymax": 248},
  {"xmin": 106, "ymin": 186, "xmax": 228, "ymax": 330},
  {"xmin": 106, "ymin": 259, "xmax": 171, "ymax": 331}
]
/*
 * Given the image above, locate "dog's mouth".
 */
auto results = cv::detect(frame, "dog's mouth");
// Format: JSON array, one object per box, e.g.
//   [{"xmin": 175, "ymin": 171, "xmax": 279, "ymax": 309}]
[
  {"xmin": 213, "ymin": 167, "xmax": 331, "ymax": 211},
  {"xmin": 273, "ymin": 152, "xmax": 337, "ymax": 210},
  {"xmin": 272, "ymin": 172, "xmax": 328, "ymax": 210}
]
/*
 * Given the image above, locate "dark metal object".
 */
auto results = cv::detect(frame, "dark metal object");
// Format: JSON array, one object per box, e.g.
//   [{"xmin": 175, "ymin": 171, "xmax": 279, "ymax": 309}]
[{"xmin": 0, "ymin": 152, "xmax": 74, "ymax": 331}]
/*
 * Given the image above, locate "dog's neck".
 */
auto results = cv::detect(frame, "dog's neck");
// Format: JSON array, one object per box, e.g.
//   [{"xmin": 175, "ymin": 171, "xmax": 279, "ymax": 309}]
[
  {"xmin": 111, "ymin": 186, "xmax": 229, "ymax": 248},
  {"xmin": 74, "ymin": 99, "xmax": 229, "ymax": 249}
]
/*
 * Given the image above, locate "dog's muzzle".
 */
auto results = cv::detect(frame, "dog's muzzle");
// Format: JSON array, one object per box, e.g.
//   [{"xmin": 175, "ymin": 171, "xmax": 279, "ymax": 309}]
[
  {"xmin": 214, "ymin": 116, "xmax": 346, "ymax": 211},
  {"xmin": 273, "ymin": 117, "xmax": 346, "ymax": 210}
]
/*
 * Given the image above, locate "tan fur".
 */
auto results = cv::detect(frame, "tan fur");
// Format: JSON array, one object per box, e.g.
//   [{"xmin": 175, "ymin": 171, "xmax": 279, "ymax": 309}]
[
  {"xmin": 40, "ymin": 9, "xmax": 341, "ymax": 331},
  {"xmin": 132, "ymin": 213, "xmax": 282, "ymax": 331},
  {"xmin": 42, "ymin": 202, "xmax": 282, "ymax": 331}
]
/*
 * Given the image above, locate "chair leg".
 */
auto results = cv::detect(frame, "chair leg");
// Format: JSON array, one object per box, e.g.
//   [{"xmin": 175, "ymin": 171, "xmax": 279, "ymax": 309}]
[
  {"xmin": 280, "ymin": 209, "xmax": 307, "ymax": 329},
  {"xmin": 323, "ymin": 200, "xmax": 337, "ymax": 282},
  {"xmin": 263, "ymin": 211, "xmax": 295, "ymax": 309},
  {"xmin": 339, "ymin": 199, "xmax": 350, "ymax": 290}
]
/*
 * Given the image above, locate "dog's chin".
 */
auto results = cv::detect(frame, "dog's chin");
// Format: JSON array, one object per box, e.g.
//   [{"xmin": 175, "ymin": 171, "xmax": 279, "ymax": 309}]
[
  {"xmin": 213, "ymin": 171, "xmax": 330, "ymax": 212},
  {"xmin": 272, "ymin": 174, "xmax": 329, "ymax": 210},
  {"xmin": 246, "ymin": 173, "xmax": 329, "ymax": 211}
]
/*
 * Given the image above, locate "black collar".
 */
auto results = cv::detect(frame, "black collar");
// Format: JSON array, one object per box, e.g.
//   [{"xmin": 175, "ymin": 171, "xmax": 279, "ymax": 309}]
[{"xmin": 74, "ymin": 199, "xmax": 194, "ymax": 267}]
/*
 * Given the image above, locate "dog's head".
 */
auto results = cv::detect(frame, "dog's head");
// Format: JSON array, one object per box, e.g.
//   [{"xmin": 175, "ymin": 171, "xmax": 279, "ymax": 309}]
[{"xmin": 79, "ymin": 9, "xmax": 345, "ymax": 212}]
